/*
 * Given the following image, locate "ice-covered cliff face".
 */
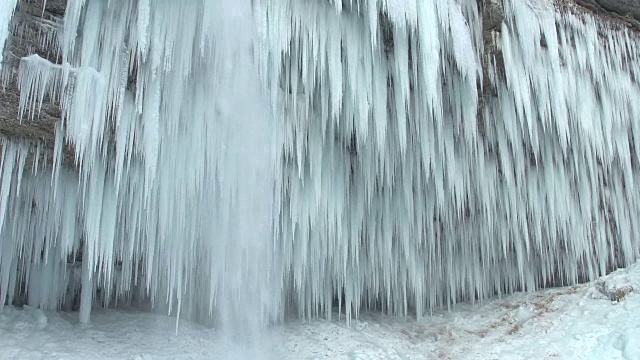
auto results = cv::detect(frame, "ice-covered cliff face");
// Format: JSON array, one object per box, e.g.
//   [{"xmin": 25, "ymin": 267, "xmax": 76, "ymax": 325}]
[
  {"xmin": 0, "ymin": 0, "xmax": 280, "ymax": 334},
  {"xmin": 1, "ymin": 0, "xmax": 639, "ymax": 329},
  {"xmin": 266, "ymin": 0, "xmax": 640, "ymax": 320}
]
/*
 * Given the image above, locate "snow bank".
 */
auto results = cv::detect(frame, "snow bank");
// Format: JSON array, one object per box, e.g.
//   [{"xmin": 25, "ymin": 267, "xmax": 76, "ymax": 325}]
[{"xmin": 1, "ymin": 260, "xmax": 639, "ymax": 359}]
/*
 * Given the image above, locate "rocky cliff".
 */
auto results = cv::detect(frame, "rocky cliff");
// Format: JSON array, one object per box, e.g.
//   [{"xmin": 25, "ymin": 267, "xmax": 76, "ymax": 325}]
[
  {"xmin": 2, "ymin": 0, "xmax": 638, "ymax": 167},
  {"xmin": 1, "ymin": 0, "xmax": 640, "ymax": 322}
]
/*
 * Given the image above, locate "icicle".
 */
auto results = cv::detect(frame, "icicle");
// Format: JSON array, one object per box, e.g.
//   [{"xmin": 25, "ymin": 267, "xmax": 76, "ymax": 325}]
[
  {"xmin": 0, "ymin": 0, "xmax": 18, "ymax": 67},
  {"xmin": 263, "ymin": 0, "xmax": 640, "ymax": 322},
  {"xmin": 1, "ymin": 0, "xmax": 282, "ymax": 335},
  {"xmin": 1, "ymin": 0, "xmax": 639, "ymax": 333}
]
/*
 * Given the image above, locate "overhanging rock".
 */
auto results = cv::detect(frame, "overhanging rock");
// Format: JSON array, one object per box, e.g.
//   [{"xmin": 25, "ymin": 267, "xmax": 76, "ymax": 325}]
[{"xmin": 1, "ymin": 0, "xmax": 71, "ymax": 167}]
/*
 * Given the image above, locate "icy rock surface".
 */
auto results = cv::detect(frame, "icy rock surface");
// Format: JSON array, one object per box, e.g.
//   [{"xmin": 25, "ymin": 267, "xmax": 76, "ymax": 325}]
[
  {"xmin": 0, "ymin": 0, "xmax": 640, "ymax": 331},
  {"xmin": 267, "ymin": 0, "xmax": 640, "ymax": 321},
  {"xmin": 1, "ymin": 0, "xmax": 280, "ymax": 334}
]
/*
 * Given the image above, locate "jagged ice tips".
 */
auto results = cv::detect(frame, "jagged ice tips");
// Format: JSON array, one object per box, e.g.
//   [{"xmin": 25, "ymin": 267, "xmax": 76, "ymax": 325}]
[{"xmin": 0, "ymin": 0, "xmax": 639, "ymax": 336}]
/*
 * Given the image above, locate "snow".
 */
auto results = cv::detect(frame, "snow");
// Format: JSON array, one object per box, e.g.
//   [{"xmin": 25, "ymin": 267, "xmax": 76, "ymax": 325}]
[
  {"xmin": 1, "ymin": 0, "xmax": 640, "ymax": 343},
  {"xmin": 1, "ymin": 261, "xmax": 639, "ymax": 359}
]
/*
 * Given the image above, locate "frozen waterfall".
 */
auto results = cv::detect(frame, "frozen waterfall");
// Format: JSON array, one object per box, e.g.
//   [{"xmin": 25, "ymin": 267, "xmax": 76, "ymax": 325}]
[
  {"xmin": 0, "ymin": 0, "xmax": 280, "ymax": 333},
  {"xmin": 1, "ymin": 0, "xmax": 640, "ymax": 330}
]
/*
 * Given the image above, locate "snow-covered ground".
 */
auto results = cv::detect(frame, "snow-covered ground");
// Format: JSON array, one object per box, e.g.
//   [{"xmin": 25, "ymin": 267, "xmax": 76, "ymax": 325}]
[{"xmin": 1, "ymin": 262, "xmax": 639, "ymax": 360}]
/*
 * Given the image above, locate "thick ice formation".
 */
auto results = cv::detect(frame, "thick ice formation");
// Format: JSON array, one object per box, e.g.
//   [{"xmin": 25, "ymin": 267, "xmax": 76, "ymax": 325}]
[
  {"xmin": 263, "ymin": 0, "xmax": 640, "ymax": 320},
  {"xmin": 1, "ymin": 0, "xmax": 280, "ymax": 333},
  {"xmin": 1, "ymin": 0, "xmax": 639, "ymax": 329},
  {"xmin": 0, "ymin": 0, "xmax": 18, "ymax": 66}
]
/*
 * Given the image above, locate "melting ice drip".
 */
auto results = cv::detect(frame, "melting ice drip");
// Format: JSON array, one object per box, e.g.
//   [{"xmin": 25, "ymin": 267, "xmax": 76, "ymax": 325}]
[{"xmin": 0, "ymin": 0, "xmax": 640, "ymax": 330}]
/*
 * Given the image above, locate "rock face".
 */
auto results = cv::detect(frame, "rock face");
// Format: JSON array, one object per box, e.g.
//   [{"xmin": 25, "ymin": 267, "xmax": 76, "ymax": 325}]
[
  {"xmin": 0, "ymin": 0, "xmax": 638, "ymax": 165},
  {"xmin": 0, "ymin": 0, "xmax": 639, "ymax": 323},
  {"xmin": 1, "ymin": 0, "xmax": 72, "ymax": 165},
  {"xmin": 575, "ymin": 0, "xmax": 640, "ymax": 29}
]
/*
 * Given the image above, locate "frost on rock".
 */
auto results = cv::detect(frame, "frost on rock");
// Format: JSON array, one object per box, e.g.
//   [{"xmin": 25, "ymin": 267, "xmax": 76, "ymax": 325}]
[{"xmin": 0, "ymin": 0, "xmax": 639, "ymax": 330}]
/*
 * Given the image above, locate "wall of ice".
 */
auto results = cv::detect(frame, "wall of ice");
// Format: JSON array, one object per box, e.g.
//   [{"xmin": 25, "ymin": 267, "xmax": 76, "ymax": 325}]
[
  {"xmin": 0, "ymin": 0, "xmax": 280, "ymax": 333},
  {"xmin": 1, "ymin": 0, "xmax": 639, "ymax": 327},
  {"xmin": 267, "ymin": 0, "xmax": 640, "ymax": 320}
]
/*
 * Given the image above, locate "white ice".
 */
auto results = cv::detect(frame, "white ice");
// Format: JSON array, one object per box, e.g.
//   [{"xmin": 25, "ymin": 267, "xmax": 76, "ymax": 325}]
[
  {"xmin": 1, "ymin": 260, "xmax": 639, "ymax": 359},
  {"xmin": 0, "ymin": 0, "xmax": 639, "ymax": 338},
  {"xmin": 0, "ymin": 0, "xmax": 18, "ymax": 66}
]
